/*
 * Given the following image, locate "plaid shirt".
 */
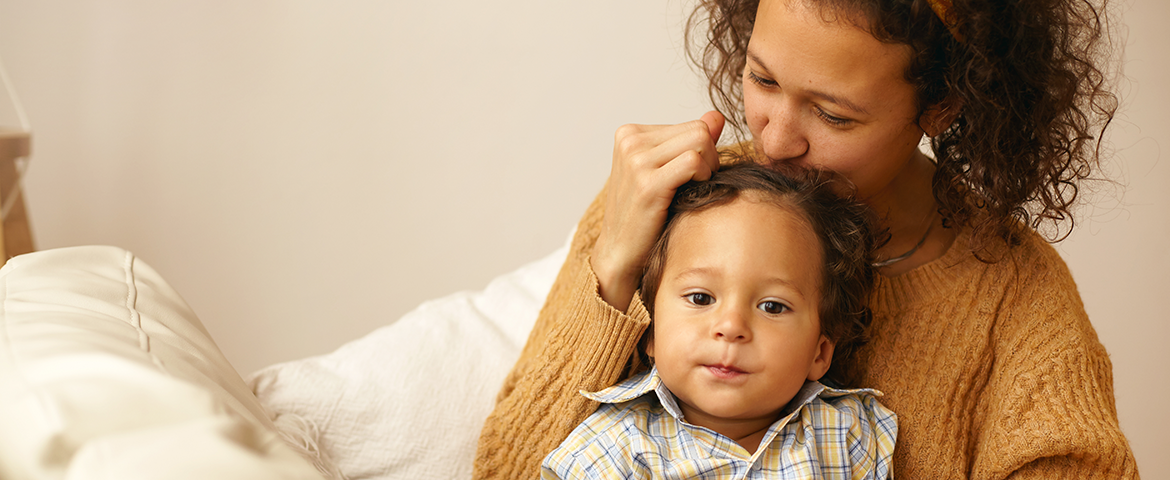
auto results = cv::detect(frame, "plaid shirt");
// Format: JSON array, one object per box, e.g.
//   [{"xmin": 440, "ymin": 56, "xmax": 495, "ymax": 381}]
[{"xmin": 541, "ymin": 367, "xmax": 897, "ymax": 480}]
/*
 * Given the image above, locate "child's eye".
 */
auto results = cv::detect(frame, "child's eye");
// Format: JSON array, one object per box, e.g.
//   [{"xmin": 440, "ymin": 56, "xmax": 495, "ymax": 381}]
[
  {"xmin": 758, "ymin": 301, "xmax": 789, "ymax": 315},
  {"xmin": 685, "ymin": 293, "xmax": 715, "ymax": 306}
]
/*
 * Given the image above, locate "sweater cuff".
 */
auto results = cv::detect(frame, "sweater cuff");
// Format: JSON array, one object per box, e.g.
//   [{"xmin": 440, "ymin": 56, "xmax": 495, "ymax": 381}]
[{"xmin": 551, "ymin": 255, "xmax": 651, "ymax": 392}]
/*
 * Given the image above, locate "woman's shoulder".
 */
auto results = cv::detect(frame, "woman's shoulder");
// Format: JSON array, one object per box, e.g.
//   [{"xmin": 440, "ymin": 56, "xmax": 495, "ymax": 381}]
[
  {"xmin": 875, "ymin": 223, "xmax": 1083, "ymax": 311},
  {"xmin": 942, "ymin": 226, "xmax": 1100, "ymax": 342},
  {"xmin": 989, "ymin": 225, "xmax": 1079, "ymax": 283},
  {"xmin": 991, "ymin": 226, "xmax": 1087, "ymax": 305}
]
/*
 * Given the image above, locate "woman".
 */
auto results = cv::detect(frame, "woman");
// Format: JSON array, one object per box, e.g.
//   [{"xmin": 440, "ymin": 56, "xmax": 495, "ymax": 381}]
[{"xmin": 475, "ymin": 0, "xmax": 1137, "ymax": 478}]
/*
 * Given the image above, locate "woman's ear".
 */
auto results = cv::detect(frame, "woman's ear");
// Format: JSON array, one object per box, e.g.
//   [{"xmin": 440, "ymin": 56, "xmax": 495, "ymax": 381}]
[
  {"xmin": 806, "ymin": 335, "xmax": 835, "ymax": 381},
  {"xmin": 920, "ymin": 97, "xmax": 963, "ymax": 137}
]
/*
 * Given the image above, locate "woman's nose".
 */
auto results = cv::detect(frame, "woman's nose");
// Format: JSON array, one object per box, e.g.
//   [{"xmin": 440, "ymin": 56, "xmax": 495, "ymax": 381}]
[
  {"xmin": 756, "ymin": 104, "xmax": 809, "ymax": 163},
  {"xmin": 712, "ymin": 307, "xmax": 752, "ymax": 343}
]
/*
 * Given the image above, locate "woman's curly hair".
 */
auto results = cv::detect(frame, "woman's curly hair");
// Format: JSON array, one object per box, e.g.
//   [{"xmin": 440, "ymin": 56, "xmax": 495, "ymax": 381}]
[
  {"xmin": 640, "ymin": 161, "xmax": 882, "ymax": 385},
  {"xmin": 686, "ymin": 0, "xmax": 1118, "ymax": 251}
]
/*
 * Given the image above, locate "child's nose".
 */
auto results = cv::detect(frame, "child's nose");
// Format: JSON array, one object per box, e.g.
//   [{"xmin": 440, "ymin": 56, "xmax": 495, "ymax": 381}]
[{"xmin": 712, "ymin": 307, "xmax": 752, "ymax": 343}]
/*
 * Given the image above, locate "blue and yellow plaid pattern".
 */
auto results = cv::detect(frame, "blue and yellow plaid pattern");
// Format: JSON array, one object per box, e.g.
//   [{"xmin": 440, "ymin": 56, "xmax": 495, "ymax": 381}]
[{"xmin": 541, "ymin": 367, "xmax": 897, "ymax": 479}]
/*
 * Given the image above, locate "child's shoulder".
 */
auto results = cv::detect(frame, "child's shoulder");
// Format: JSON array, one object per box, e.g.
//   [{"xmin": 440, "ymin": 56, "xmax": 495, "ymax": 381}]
[
  {"xmin": 805, "ymin": 387, "xmax": 898, "ymax": 447},
  {"xmin": 543, "ymin": 395, "xmax": 675, "ymax": 477},
  {"xmin": 582, "ymin": 394, "xmax": 673, "ymax": 436}
]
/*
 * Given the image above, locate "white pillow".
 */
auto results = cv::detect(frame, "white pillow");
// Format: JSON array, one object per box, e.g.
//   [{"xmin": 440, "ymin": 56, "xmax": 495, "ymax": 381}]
[
  {"xmin": 0, "ymin": 246, "xmax": 325, "ymax": 480},
  {"xmin": 249, "ymin": 236, "xmax": 569, "ymax": 480}
]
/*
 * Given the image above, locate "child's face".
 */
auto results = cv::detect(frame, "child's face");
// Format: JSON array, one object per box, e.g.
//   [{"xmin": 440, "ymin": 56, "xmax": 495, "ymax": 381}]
[{"xmin": 647, "ymin": 194, "xmax": 833, "ymax": 432}]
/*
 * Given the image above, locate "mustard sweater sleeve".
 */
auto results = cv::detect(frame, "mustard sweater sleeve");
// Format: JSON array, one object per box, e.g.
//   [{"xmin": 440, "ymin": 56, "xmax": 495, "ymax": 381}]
[
  {"xmin": 969, "ymin": 241, "xmax": 1138, "ymax": 479},
  {"xmin": 472, "ymin": 182, "xmax": 651, "ymax": 480}
]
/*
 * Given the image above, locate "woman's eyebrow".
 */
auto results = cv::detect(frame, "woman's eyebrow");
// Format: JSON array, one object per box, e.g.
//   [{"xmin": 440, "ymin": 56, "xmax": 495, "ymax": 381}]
[{"xmin": 746, "ymin": 50, "xmax": 871, "ymax": 116}]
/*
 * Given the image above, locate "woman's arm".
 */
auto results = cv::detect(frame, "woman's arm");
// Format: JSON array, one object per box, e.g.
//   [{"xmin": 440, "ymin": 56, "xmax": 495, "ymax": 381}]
[
  {"xmin": 971, "ymin": 248, "xmax": 1138, "ymax": 479},
  {"xmin": 472, "ymin": 185, "xmax": 652, "ymax": 479},
  {"xmin": 473, "ymin": 112, "xmax": 725, "ymax": 480}
]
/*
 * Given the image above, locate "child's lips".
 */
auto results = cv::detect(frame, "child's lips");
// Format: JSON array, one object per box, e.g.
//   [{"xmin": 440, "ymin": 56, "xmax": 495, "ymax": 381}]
[{"xmin": 704, "ymin": 364, "xmax": 747, "ymax": 379}]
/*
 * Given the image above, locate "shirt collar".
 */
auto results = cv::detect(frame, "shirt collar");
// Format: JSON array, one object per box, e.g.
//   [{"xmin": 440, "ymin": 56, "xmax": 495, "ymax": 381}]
[
  {"xmin": 581, "ymin": 366, "xmax": 686, "ymax": 418},
  {"xmin": 581, "ymin": 366, "xmax": 880, "ymax": 422}
]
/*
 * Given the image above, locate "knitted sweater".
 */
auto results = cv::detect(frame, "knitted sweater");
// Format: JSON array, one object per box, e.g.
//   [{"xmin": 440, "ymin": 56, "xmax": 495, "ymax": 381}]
[{"xmin": 473, "ymin": 182, "xmax": 1139, "ymax": 479}]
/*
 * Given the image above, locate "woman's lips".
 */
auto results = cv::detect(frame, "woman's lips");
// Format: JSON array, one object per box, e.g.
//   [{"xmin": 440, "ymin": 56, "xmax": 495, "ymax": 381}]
[{"xmin": 704, "ymin": 364, "xmax": 747, "ymax": 379}]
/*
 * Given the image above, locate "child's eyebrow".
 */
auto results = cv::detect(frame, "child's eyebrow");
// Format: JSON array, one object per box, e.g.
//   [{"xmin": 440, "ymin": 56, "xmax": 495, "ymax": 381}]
[
  {"xmin": 671, "ymin": 267, "xmax": 808, "ymax": 298},
  {"xmin": 756, "ymin": 277, "xmax": 808, "ymax": 299},
  {"xmin": 671, "ymin": 267, "xmax": 719, "ymax": 283}
]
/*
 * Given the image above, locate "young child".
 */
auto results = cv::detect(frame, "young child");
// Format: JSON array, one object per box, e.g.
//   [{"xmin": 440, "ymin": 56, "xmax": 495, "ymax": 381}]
[{"xmin": 541, "ymin": 162, "xmax": 897, "ymax": 479}]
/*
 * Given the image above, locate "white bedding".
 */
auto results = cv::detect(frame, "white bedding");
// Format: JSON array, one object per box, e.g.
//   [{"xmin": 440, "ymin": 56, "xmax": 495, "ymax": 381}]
[
  {"xmin": 249, "ymin": 239, "xmax": 568, "ymax": 479},
  {"xmin": 0, "ymin": 246, "xmax": 323, "ymax": 479},
  {"xmin": 0, "ymin": 237, "xmax": 569, "ymax": 479}
]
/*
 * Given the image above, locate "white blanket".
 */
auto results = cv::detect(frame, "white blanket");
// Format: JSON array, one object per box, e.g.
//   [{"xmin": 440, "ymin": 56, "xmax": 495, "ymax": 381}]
[
  {"xmin": 249, "ymin": 239, "xmax": 569, "ymax": 479},
  {"xmin": 0, "ymin": 237, "xmax": 567, "ymax": 479}
]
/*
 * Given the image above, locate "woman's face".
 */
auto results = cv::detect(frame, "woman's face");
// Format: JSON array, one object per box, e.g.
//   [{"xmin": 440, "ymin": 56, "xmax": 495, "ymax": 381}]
[{"xmin": 744, "ymin": 0, "xmax": 929, "ymax": 204}]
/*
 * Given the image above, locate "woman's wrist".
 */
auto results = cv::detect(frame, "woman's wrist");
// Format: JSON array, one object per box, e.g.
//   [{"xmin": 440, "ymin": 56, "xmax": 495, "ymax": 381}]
[{"xmin": 590, "ymin": 244, "xmax": 639, "ymax": 313}]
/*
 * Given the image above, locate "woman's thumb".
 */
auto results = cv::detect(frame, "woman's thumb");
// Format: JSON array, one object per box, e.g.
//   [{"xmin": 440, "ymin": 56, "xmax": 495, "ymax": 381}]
[{"xmin": 700, "ymin": 110, "xmax": 725, "ymax": 144}]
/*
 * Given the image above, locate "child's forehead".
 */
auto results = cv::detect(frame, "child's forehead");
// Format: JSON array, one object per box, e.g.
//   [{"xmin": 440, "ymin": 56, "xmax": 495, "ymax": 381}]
[
  {"xmin": 668, "ymin": 196, "xmax": 823, "ymax": 262},
  {"xmin": 677, "ymin": 191, "xmax": 814, "ymax": 231},
  {"xmin": 663, "ymin": 194, "xmax": 826, "ymax": 290}
]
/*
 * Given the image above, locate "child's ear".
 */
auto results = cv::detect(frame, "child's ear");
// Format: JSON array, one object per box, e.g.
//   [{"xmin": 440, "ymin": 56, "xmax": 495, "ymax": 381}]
[{"xmin": 806, "ymin": 335, "xmax": 834, "ymax": 381}]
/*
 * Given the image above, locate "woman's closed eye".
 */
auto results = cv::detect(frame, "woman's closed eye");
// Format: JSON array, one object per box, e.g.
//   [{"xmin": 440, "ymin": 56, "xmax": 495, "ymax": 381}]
[
  {"xmin": 813, "ymin": 105, "xmax": 852, "ymax": 127},
  {"xmin": 746, "ymin": 70, "xmax": 777, "ymax": 88},
  {"xmin": 748, "ymin": 70, "xmax": 854, "ymax": 127}
]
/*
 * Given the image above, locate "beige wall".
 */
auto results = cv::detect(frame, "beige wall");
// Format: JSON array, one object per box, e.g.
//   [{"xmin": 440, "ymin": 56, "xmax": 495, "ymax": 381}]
[{"xmin": 1, "ymin": 0, "xmax": 1164, "ymax": 474}]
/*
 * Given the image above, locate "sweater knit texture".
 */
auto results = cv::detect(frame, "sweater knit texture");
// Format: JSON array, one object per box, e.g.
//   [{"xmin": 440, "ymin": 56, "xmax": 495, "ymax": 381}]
[{"xmin": 473, "ymin": 181, "xmax": 1139, "ymax": 479}]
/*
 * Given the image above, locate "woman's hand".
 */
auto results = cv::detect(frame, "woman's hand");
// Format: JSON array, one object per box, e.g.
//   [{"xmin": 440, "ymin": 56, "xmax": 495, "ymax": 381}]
[{"xmin": 591, "ymin": 111, "xmax": 725, "ymax": 312}]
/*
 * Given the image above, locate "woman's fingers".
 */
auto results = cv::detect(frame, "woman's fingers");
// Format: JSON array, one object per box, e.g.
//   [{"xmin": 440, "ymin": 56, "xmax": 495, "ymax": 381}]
[
  {"xmin": 614, "ymin": 116, "xmax": 722, "ymax": 173},
  {"xmin": 658, "ymin": 148, "xmax": 716, "ymax": 186}
]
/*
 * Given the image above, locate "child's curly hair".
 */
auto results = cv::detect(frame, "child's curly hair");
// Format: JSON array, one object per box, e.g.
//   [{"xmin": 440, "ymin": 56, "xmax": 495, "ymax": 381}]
[
  {"xmin": 687, "ymin": 0, "xmax": 1118, "ymax": 254},
  {"xmin": 640, "ymin": 161, "xmax": 882, "ymax": 385}
]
